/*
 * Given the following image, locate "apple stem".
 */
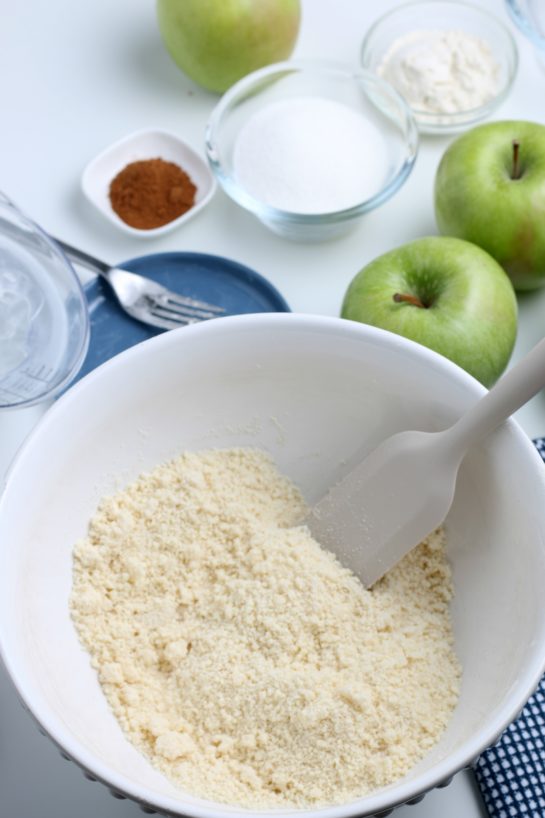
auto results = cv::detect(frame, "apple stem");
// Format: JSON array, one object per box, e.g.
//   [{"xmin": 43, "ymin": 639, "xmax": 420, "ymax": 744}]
[
  {"xmin": 512, "ymin": 139, "xmax": 521, "ymax": 180},
  {"xmin": 393, "ymin": 292, "xmax": 427, "ymax": 309}
]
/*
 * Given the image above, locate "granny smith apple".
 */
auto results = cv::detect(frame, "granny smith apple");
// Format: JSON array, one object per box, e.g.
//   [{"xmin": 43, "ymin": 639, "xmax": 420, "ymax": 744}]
[
  {"xmin": 435, "ymin": 121, "xmax": 545, "ymax": 291},
  {"xmin": 341, "ymin": 237, "xmax": 517, "ymax": 388},
  {"xmin": 156, "ymin": 0, "xmax": 301, "ymax": 93}
]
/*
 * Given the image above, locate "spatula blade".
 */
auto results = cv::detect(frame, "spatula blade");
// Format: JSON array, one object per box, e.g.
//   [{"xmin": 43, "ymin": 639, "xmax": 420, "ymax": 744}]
[{"xmin": 307, "ymin": 430, "xmax": 457, "ymax": 588}]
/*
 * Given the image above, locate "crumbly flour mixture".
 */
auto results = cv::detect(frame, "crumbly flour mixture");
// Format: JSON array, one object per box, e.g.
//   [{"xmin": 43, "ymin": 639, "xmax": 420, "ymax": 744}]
[{"xmin": 70, "ymin": 448, "xmax": 460, "ymax": 808}]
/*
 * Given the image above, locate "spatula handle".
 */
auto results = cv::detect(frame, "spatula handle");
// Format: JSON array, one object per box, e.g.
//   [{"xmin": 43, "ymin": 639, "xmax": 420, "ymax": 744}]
[{"xmin": 446, "ymin": 336, "xmax": 545, "ymax": 454}]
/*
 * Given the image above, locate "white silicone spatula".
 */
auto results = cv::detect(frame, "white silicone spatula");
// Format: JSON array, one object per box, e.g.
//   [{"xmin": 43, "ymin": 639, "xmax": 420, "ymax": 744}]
[{"xmin": 309, "ymin": 337, "xmax": 545, "ymax": 588}]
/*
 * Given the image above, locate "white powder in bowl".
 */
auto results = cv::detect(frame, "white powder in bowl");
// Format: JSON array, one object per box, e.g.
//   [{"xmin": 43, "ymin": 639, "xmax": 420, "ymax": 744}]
[
  {"xmin": 377, "ymin": 29, "xmax": 500, "ymax": 115},
  {"xmin": 232, "ymin": 97, "xmax": 390, "ymax": 213},
  {"xmin": 71, "ymin": 447, "xmax": 461, "ymax": 809}
]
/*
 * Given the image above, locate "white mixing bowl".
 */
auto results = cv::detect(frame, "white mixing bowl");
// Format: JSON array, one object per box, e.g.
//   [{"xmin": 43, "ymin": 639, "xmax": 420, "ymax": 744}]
[{"xmin": 1, "ymin": 313, "xmax": 545, "ymax": 817}]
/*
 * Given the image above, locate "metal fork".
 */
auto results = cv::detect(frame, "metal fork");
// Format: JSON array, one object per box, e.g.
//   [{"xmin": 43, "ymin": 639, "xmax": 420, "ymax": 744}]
[{"xmin": 54, "ymin": 238, "xmax": 225, "ymax": 331}]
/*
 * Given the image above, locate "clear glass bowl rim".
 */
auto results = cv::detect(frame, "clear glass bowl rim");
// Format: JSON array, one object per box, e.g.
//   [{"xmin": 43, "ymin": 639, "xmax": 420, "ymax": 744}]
[
  {"xmin": 205, "ymin": 60, "xmax": 419, "ymax": 225},
  {"xmin": 360, "ymin": 0, "xmax": 519, "ymax": 126},
  {"xmin": 505, "ymin": 0, "xmax": 545, "ymax": 49}
]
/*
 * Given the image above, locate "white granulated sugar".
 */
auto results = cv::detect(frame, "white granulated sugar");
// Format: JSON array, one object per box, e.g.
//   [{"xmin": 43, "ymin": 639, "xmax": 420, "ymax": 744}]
[
  {"xmin": 232, "ymin": 97, "xmax": 389, "ymax": 213},
  {"xmin": 71, "ymin": 447, "xmax": 461, "ymax": 809},
  {"xmin": 377, "ymin": 29, "xmax": 500, "ymax": 114}
]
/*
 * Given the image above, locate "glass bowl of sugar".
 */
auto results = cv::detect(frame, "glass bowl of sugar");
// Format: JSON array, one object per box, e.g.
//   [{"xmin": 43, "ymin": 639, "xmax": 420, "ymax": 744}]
[
  {"xmin": 205, "ymin": 61, "xmax": 418, "ymax": 241},
  {"xmin": 360, "ymin": 1, "xmax": 518, "ymax": 135},
  {"xmin": 0, "ymin": 193, "xmax": 90, "ymax": 408}
]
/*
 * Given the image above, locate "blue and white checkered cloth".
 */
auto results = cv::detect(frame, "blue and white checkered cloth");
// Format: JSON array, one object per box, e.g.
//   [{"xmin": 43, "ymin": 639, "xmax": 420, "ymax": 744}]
[{"xmin": 473, "ymin": 438, "xmax": 545, "ymax": 818}]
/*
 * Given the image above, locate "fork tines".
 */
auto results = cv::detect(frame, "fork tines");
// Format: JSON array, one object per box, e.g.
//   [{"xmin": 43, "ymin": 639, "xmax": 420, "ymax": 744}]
[
  {"xmin": 147, "ymin": 292, "xmax": 226, "ymax": 329},
  {"xmin": 163, "ymin": 293, "xmax": 225, "ymax": 315}
]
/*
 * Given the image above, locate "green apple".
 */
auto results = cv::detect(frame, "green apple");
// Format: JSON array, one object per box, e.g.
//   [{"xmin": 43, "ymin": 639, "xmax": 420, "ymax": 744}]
[
  {"xmin": 435, "ymin": 120, "xmax": 545, "ymax": 291},
  {"xmin": 341, "ymin": 237, "xmax": 517, "ymax": 388},
  {"xmin": 156, "ymin": 0, "xmax": 301, "ymax": 93}
]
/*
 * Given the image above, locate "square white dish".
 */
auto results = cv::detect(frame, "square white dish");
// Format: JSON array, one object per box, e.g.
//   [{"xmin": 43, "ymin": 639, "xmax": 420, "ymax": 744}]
[{"xmin": 81, "ymin": 128, "xmax": 216, "ymax": 238}]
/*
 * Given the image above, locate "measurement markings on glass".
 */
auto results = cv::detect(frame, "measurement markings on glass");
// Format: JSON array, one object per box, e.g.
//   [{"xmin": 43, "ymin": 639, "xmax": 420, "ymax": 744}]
[{"xmin": 0, "ymin": 362, "xmax": 55, "ymax": 403}]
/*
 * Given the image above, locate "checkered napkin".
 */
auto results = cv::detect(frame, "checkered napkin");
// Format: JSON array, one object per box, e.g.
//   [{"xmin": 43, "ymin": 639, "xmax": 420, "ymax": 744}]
[{"xmin": 473, "ymin": 438, "xmax": 545, "ymax": 818}]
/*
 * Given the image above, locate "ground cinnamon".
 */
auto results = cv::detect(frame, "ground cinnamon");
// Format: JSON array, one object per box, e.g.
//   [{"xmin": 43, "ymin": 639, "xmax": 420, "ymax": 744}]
[{"xmin": 109, "ymin": 157, "xmax": 197, "ymax": 230}]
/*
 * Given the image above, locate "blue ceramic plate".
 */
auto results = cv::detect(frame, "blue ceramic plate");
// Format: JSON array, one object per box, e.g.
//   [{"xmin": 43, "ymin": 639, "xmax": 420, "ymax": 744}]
[{"xmin": 76, "ymin": 251, "xmax": 290, "ymax": 384}]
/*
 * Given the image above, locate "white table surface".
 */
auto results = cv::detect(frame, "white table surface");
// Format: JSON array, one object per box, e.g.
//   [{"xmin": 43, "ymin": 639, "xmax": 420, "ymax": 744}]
[{"xmin": 1, "ymin": 0, "xmax": 544, "ymax": 815}]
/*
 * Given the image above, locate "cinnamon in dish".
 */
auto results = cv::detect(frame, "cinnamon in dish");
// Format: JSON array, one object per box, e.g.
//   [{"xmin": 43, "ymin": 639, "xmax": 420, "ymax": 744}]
[{"xmin": 109, "ymin": 157, "xmax": 197, "ymax": 229}]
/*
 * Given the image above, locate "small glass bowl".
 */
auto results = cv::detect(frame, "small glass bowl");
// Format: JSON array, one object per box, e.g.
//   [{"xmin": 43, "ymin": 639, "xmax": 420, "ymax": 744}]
[
  {"xmin": 361, "ymin": 1, "xmax": 518, "ymax": 135},
  {"xmin": 0, "ymin": 193, "xmax": 90, "ymax": 409},
  {"xmin": 205, "ymin": 61, "xmax": 418, "ymax": 242},
  {"xmin": 505, "ymin": 0, "xmax": 545, "ymax": 69}
]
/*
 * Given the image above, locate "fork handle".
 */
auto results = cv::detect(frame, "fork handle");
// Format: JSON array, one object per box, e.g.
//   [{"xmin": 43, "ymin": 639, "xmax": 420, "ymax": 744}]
[{"xmin": 53, "ymin": 237, "xmax": 111, "ymax": 277}]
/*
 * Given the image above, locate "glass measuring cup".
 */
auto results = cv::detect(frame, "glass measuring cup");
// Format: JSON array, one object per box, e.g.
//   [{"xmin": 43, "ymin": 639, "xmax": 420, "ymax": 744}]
[{"xmin": 0, "ymin": 193, "xmax": 90, "ymax": 408}]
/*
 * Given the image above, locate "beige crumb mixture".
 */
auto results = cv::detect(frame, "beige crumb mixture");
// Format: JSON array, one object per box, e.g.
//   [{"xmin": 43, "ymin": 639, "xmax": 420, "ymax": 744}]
[{"xmin": 70, "ymin": 448, "xmax": 460, "ymax": 808}]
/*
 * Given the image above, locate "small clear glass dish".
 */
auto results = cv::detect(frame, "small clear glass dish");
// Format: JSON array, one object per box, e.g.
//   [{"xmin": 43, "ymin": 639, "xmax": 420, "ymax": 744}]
[
  {"xmin": 0, "ymin": 193, "xmax": 90, "ymax": 408},
  {"xmin": 205, "ymin": 60, "xmax": 418, "ymax": 242},
  {"xmin": 505, "ymin": 0, "xmax": 545, "ymax": 69},
  {"xmin": 361, "ymin": 1, "xmax": 518, "ymax": 135}
]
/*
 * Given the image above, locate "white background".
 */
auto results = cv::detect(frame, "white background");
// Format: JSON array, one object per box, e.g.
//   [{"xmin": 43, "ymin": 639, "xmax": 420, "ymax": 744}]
[{"xmin": 1, "ymin": 0, "xmax": 544, "ymax": 815}]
